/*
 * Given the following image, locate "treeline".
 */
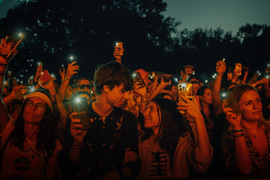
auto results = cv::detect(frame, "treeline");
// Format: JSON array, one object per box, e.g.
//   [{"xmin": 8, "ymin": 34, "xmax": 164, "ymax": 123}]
[{"xmin": 0, "ymin": 0, "xmax": 269, "ymax": 82}]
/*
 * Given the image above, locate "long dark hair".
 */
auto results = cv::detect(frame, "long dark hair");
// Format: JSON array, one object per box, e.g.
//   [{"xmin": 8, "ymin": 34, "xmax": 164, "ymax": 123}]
[
  {"xmin": 10, "ymin": 98, "xmax": 59, "ymax": 158},
  {"xmin": 143, "ymin": 98, "xmax": 186, "ymax": 164}
]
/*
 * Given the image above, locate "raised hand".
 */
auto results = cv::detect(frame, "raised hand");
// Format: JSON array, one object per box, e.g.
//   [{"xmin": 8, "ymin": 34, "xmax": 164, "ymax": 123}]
[
  {"xmin": 10, "ymin": 85, "xmax": 24, "ymax": 100},
  {"xmin": 0, "ymin": 36, "xmax": 18, "ymax": 62},
  {"xmin": 123, "ymin": 147, "xmax": 137, "ymax": 164},
  {"xmin": 177, "ymin": 94, "xmax": 202, "ymax": 122},
  {"xmin": 69, "ymin": 112, "xmax": 88, "ymax": 145},
  {"xmin": 216, "ymin": 60, "xmax": 226, "ymax": 74},
  {"xmin": 113, "ymin": 45, "xmax": 123, "ymax": 63},
  {"xmin": 34, "ymin": 63, "xmax": 43, "ymax": 83},
  {"xmin": 223, "ymin": 106, "xmax": 242, "ymax": 129},
  {"xmin": 66, "ymin": 61, "xmax": 79, "ymax": 79},
  {"xmin": 39, "ymin": 76, "xmax": 56, "ymax": 96},
  {"xmin": 185, "ymin": 65, "xmax": 195, "ymax": 75},
  {"xmin": 59, "ymin": 67, "xmax": 66, "ymax": 82}
]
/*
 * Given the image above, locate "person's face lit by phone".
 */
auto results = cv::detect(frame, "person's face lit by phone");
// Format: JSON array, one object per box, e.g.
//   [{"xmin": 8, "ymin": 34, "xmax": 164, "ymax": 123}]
[
  {"xmin": 170, "ymin": 85, "xmax": 178, "ymax": 101},
  {"xmin": 66, "ymin": 85, "xmax": 73, "ymax": 99},
  {"xmin": 23, "ymin": 97, "xmax": 47, "ymax": 124},
  {"xmin": 239, "ymin": 90, "xmax": 263, "ymax": 121},
  {"xmin": 106, "ymin": 83, "xmax": 129, "ymax": 108},
  {"xmin": 144, "ymin": 76, "xmax": 153, "ymax": 93},
  {"xmin": 76, "ymin": 79, "xmax": 91, "ymax": 94},
  {"xmin": 200, "ymin": 88, "xmax": 213, "ymax": 105},
  {"xmin": 192, "ymin": 83, "xmax": 200, "ymax": 95},
  {"xmin": 143, "ymin": 101, "xmax": 161, "ymax": 131}
]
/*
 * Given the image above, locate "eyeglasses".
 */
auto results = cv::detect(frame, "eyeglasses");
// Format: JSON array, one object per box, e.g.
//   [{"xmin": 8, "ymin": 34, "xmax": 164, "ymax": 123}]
[
  {"xmin": 26, "ymin": 101, "xmax": 46, "ymax": 111},
  {"xmin": 77, "ymin": 85, "xmax": 91, "ymax": 90}
]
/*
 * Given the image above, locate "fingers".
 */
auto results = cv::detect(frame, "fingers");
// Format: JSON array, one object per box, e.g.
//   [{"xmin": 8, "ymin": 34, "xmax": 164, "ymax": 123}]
[
  {"xmin": 124, "ymin": 148, "xmax": 137, "ymax": 162},
  {"xmin": 179, "ymin": 94, "xmax": 191, "ymax": 103}
]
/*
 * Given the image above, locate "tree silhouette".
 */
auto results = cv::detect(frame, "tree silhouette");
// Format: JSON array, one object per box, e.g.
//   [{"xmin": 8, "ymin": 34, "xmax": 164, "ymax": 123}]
[
  {"xmin": 0, "ymin": 0, "xmax": 180, "ymax": 81},
  {"xmin": 0, "ymin": 1, "xmax": 269, "ymax": 82}
]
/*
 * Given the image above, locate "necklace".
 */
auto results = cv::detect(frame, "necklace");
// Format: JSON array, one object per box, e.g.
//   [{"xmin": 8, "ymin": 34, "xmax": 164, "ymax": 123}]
[{"xmin": 92, "ymin": 102, "xmax": 112, "ymax": 121}]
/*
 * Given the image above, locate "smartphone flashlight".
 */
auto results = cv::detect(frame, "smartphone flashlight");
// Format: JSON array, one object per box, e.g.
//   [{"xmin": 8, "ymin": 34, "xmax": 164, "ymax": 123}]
[
  {"xmin": 75, "ymin": 97, "xmax": 81, "ymax": 103},
  {"xmin": 18, "ymin": 32, "xmax": 24, "ymax": 37},
  {"xmin": 221, "ymin": 92, "xmax": 227, "ymax": 99},
  {"xmin": 69, "ymin": 56, "xmax": 74, "ymax": 61}
]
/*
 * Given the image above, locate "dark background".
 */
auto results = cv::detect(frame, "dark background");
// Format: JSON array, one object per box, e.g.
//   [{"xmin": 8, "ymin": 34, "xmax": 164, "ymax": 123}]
[{"xmin": 0, "ymin": 0, "xmax": 269, "ymax": 84}]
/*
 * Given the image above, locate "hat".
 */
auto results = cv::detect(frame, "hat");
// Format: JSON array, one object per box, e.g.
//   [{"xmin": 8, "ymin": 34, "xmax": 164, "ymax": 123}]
[
  {"xmin": 135, "ymin": 69, "xmax": 149, "ymax": 80},
  {"xmin": 24, "ymin": 89, "xmax": 53, "ymax": 112}
]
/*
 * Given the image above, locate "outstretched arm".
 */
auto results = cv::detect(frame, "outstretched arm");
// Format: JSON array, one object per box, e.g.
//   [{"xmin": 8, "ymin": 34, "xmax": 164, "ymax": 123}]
[
  {"xmin": 0, "ymin": 36, "xmax": 16, "ymax": 133},
  {"xmin": 212, "ymin": 60, "xmax": 226, "ymax": 115}
]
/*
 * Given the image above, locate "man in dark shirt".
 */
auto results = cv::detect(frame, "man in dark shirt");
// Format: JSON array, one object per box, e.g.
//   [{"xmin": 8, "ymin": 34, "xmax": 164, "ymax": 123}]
[{"xmin": 61, "ymin": 61, "xmax": 140, "ymax": 179}]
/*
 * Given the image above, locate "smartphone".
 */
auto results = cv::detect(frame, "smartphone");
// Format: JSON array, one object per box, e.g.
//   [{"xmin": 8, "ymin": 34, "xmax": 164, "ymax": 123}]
[
  {"xmin": 222, "ymin": 91, "xmax": 241, "ymax": 114},
  {"xmin": 73, "ymin": 96, "xmax": 91, "ymax": 129},
  {"xmin": 133, "ymin": 72, "xmax": 145, "ymax": 88},
  {"xmin": 115, "ymin": 42, "xmax": 124, "ymax": 56},
  {"xmin": 37, "ymin": 62, "xmax": 43, "ymax": 71},
  {"xmin": 235, "ymin": 63, "xmax": 242, "ymax": 76},
  {"xmin": 39, "ymin": 70, "xmax": 51, "ymax": 85},
  {"xmin": 3, "ymin": 33, "xmax": 24, "ymax": 60},
  {"xmin": 178, "ymin": 83, "xmax": 193, "ymax": 103},
  {"xmin": 21, "ymin": 86, "xmax": 34, "ymax": 95},
  {"xmin": 149, "ymin": 72, "xmax": 156, "ymax": 82}
]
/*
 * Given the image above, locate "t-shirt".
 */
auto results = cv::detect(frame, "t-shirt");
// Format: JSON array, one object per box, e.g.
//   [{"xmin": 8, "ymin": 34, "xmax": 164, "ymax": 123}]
[{"xmin": 0, "ymin": 120, "xmax": 62, "ymax": 180}]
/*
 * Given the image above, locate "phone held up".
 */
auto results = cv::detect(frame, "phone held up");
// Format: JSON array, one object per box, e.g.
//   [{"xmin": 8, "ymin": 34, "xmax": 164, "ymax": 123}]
[
  {"xmin": 72, "ymin": 93, "xmax": 91, "ymax": 130},
  {"xmin": 133, "ymin": 72, "xmax": 146, "ymax": 88},
  {"xmin": 177, "ymin": 83, "xmax": 193, "ymax": 114},
  {"xmin": 0, "ymin": 33, "xmax": 25, "ymax": 61},
  {"xmin": 39, "ymin": 70, "xmax": 51, "ymax": 85},
  {"xmin": 235, "ymin": 63, "xmax": 242, "ymax": 76},
  {"xmin": 115, "ymin": 42, "xmax": 124, "ymax": 56},
  {"xmin": 222, "ymin": 91, "xmax": 241, "ymax": 114}
]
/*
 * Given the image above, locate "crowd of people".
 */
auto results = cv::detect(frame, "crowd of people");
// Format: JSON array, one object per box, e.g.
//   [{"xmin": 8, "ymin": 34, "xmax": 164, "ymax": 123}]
[{"xmin": 0, "ymin": 36, "xmax": 270, "ymax": 179}]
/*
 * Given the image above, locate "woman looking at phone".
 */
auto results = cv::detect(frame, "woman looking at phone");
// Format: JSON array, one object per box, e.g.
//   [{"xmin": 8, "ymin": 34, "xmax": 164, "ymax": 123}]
[
  {"xmin": 0, "ymin": 37, "xmax": 61, "ymax": 179},
  {"xmin": 138, "ymin": 97, "xmax": 212, "ymax": 179},
  {"xmin": 222, "ymin": 84, "xmax": 270, "ymax": 176}
]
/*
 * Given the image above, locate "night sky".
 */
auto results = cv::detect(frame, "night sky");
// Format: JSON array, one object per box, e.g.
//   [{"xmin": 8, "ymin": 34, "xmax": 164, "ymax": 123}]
[
  {"xmin": 1, "ymin": 0, "xmax": 270, "ymax": 33},
  {"xmin": 163, "ymin": 0, "xmax": 270, "ymax": 35}
]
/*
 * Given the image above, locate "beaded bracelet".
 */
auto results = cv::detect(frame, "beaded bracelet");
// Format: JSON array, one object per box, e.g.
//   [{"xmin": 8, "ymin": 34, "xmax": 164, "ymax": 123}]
[
  {"xmin": 64, "ymin": 77, "xmax": 70, "ymax": 81},
  {"xmin": 233, "ymin": 129, "xmax": 243, "ymax": 133}
]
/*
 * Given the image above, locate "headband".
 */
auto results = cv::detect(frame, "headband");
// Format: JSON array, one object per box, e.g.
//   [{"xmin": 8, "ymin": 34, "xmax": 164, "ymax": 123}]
[{"xmin": 24, "ymin": 91, "xmax": 53, "ymax": 112}]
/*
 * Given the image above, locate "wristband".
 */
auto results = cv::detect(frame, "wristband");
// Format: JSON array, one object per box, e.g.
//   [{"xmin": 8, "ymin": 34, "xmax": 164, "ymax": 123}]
[
  {"xmin": 64, "ymin": 77, "xmax": 70, "ymax": 81},
  {"xmin": 234, "ymin": 133, "xmax": 244, "ymax": 138},
  {"xmin": 233, "ymin": 129, "xmax": 243, "ymax": 133}
]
